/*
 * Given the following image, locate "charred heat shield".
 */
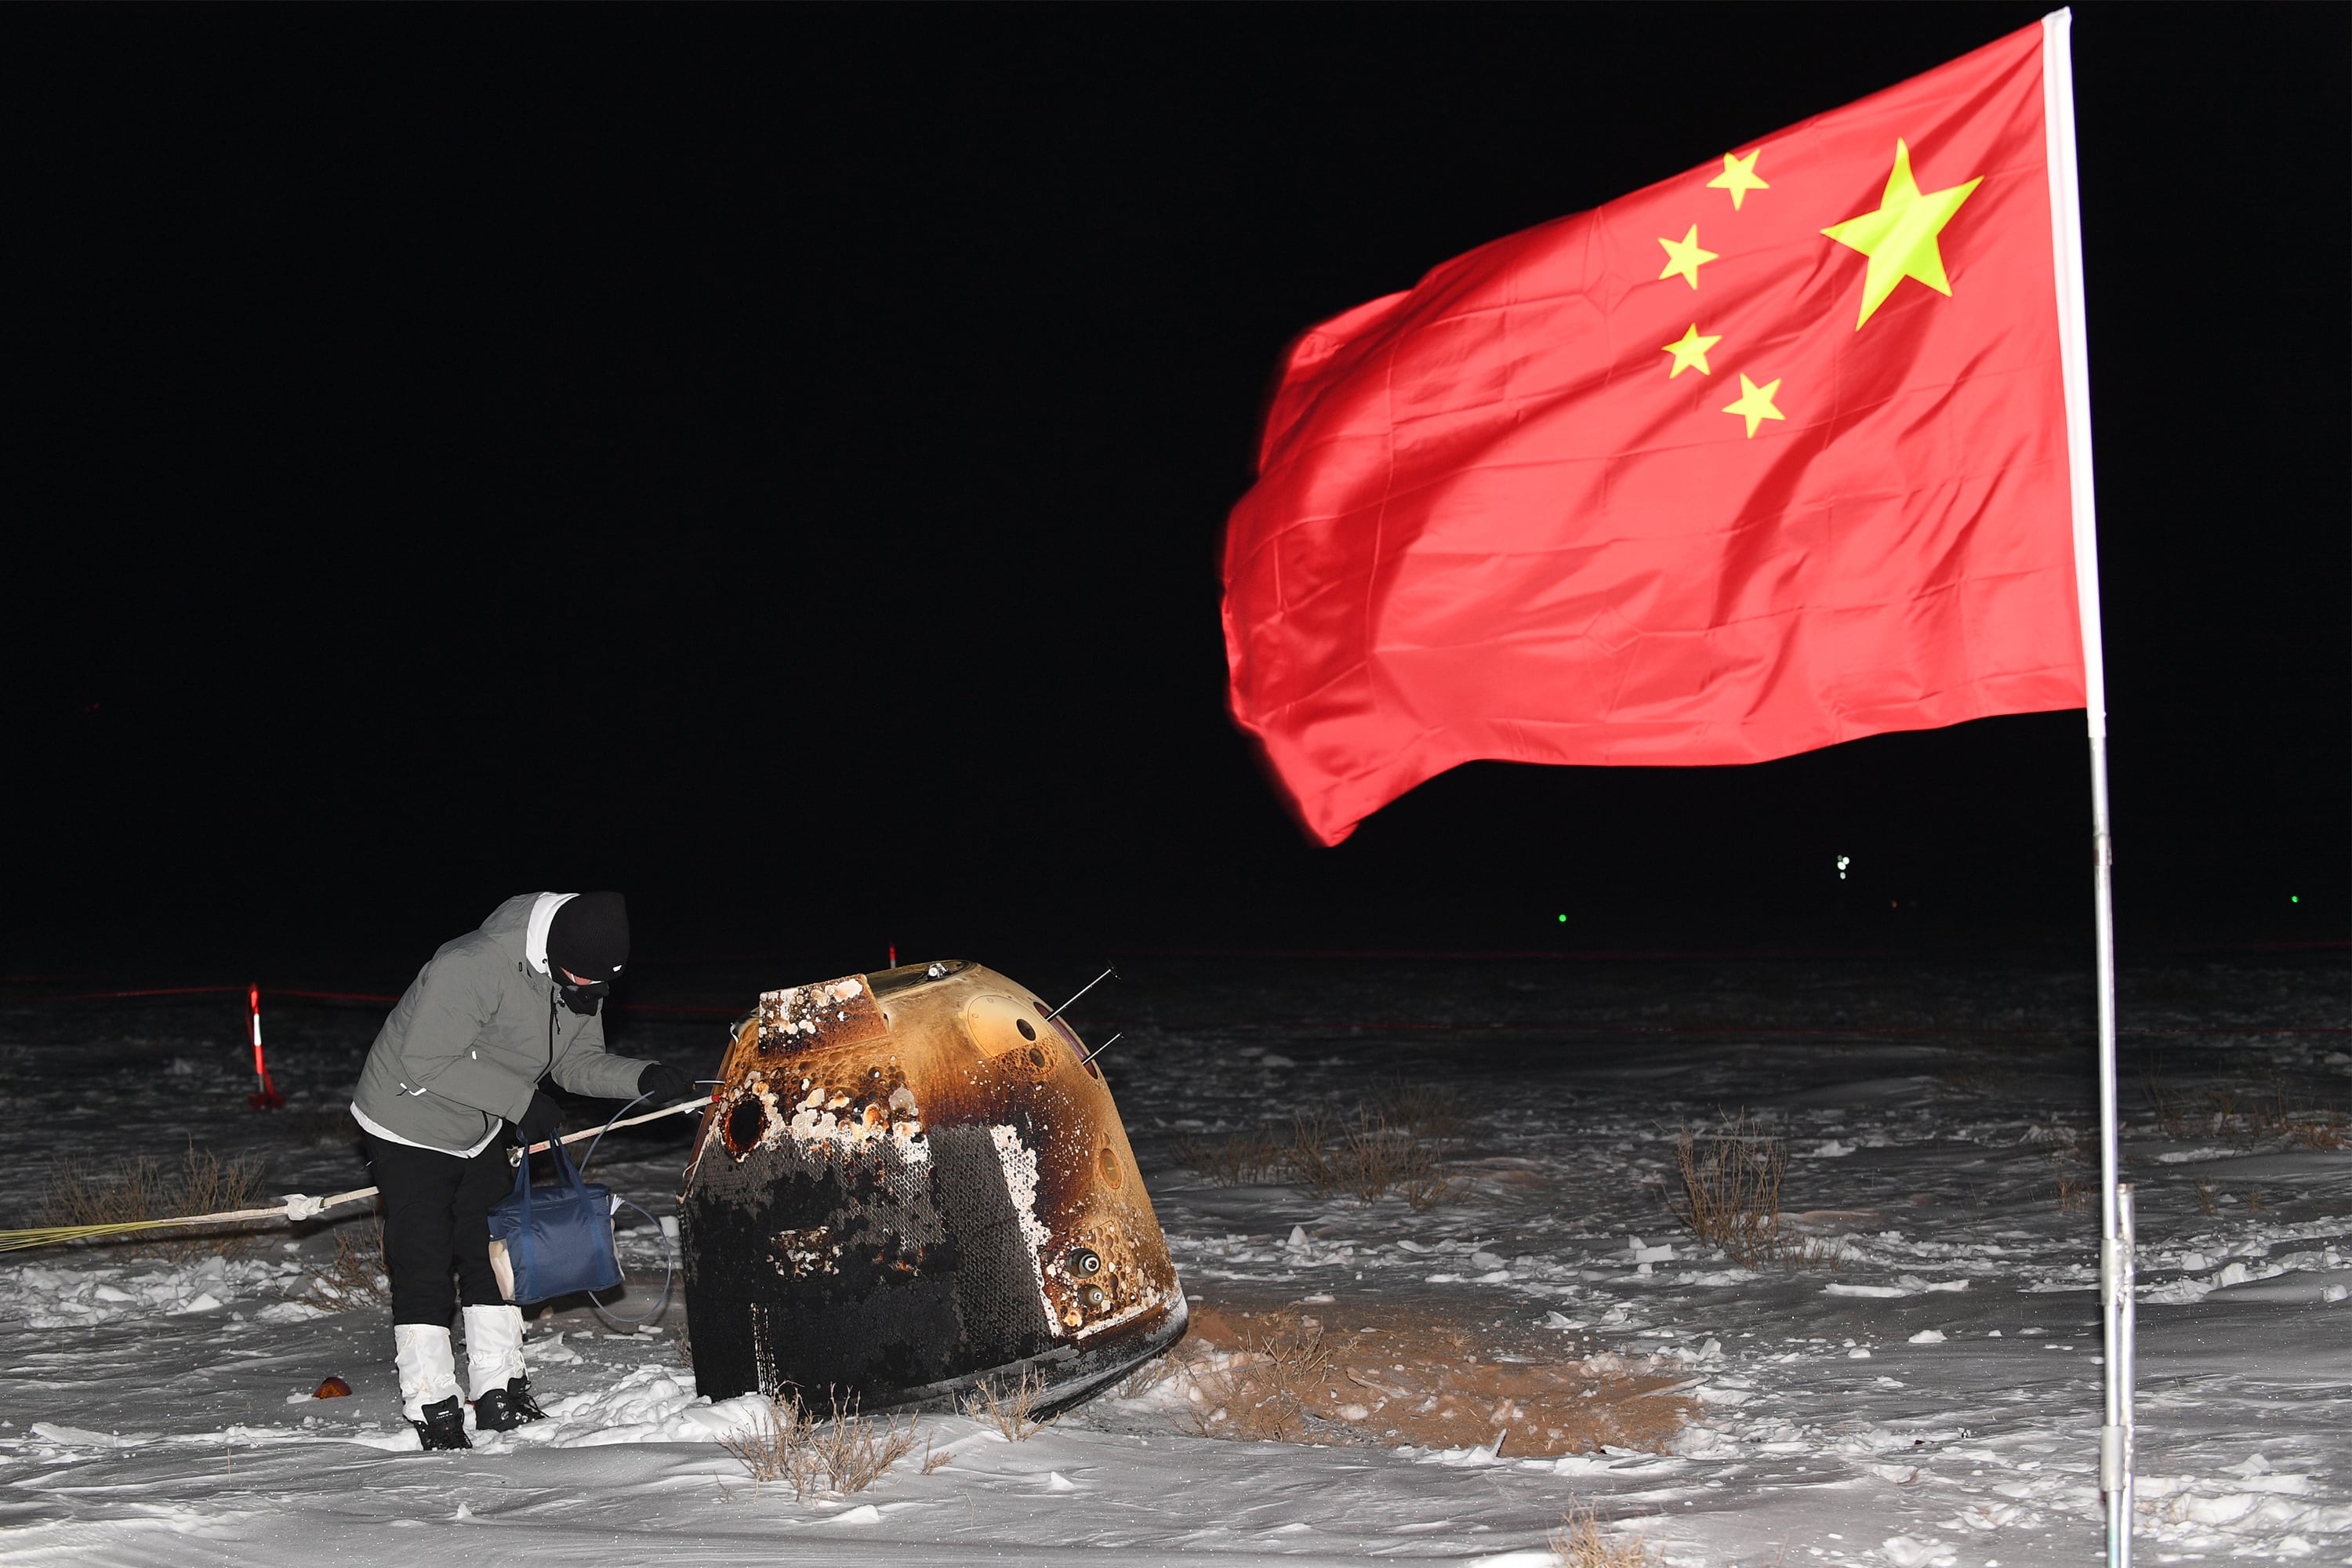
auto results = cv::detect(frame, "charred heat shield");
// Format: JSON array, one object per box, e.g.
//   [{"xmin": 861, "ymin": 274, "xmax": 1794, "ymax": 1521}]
[{"xmin": 679, "ymin": 960, "xmax": 1186, "ymax": 1411}]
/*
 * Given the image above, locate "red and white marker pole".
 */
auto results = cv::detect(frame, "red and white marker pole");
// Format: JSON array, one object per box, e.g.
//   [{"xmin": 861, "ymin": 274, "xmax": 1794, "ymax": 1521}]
[{"xmin": 247, "ymin": 982, "xmax": 284, "ymax": 1110}]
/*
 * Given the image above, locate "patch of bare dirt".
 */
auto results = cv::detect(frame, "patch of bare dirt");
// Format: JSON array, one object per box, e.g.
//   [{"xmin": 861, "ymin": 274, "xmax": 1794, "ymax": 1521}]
[{"xmin": 1167, "ymin": 1294, "xmax": 1690, "ymax": 1456}]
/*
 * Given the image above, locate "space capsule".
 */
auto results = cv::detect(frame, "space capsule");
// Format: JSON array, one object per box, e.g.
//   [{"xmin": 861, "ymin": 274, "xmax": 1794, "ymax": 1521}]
[{"xmin": 678, "ymin": 960, "xmax": 1187, "ymax": 1411}]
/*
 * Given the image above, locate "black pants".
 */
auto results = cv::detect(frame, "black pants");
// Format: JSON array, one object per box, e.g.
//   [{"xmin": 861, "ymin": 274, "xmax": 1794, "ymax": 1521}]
[{"xmin": 363, "ymin": 1133, "xmax": 513, "ymax": 1327}]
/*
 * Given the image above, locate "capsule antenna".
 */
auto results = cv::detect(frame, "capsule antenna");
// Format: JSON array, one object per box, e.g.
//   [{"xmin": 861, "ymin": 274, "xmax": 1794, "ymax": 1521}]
[
  {"xmin": 1074, "ymin": 1032, "xmax": 1123, "ymax": 1068},
  {"xmin": 1044, "ymin": 964, "xmax": 1116, "ymax": 1022}
]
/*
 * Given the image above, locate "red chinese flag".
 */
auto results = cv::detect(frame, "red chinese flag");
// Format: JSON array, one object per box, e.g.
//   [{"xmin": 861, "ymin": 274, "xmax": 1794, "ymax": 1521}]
[{"xmin": 1221, "ymin": 19, "xmax": 2091, "ymax": 845}]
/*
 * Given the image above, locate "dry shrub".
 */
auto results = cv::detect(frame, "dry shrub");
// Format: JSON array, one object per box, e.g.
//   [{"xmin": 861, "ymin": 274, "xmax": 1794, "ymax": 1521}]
[
  {"xmin": 1671, "ymin": 1115, "xmax": 1784, "ymax": 1265},
  {"xmin": 2147, "ymin": 1075, "xmax": 2346, "ymax": 1151},
  {"xmin": 1174, "ymin": 1127, "xmax": 1287, "ymax": 1186},
  {"xmin": 1368, "ymin": 1077, "xmax": 1464, "ymax": 1140},
  {"xmin": 1777, "ymin": 1235, "xmax": 1847, "ymax": 1272},
  {"xmin": 2143, "ymin": 1076, "xmax": 2195, "ymax": 1141},
  {"xmin": 38, "ymin": 1138, "xmax": 267, "ymax": 1258},
  {"xmin": 720, "ymin": 1392, "xmax": 919, "ymax": 1501},
  {"xmin": 1112, "ymin": 1348, "xmax": 1189, "ymax": 1400},
  {"xmin": 1287, "ymin": 1108, "xmax": 1451, "ymax": 1209},
  {"xmin": 288, "ymin": 1218, "xmax": 389, "ymax": 1311},
  {"xmin": 1179, "ymin": 1100, "xmax": 1454, "ymax": 1208},
  {"xmin": 2194, "ymin": 1181, "xmax": 2219, "ymax": 1216},
  {"xmin": 2288, "ymin": 1110, "xmax": 2347, "ymax": 1151},
  {"xmin": 1174, "ymin": 1304, "xmax": 1690, "ymax": 1457},
  {"xmin": 1178, "ymin": 1309, "xmax": 1333, "ymax": 1443},
  {"xmin": 2203, "ymin": 1087, "xmax": 2247, "ymax": 1145},
  {"xmin": 961, "ymin": 1367, "xmax": 1054, "ymax": 1441},
  {"xmin": 2056, "ymin": 1174, "xmax": 2090, "ymax": 1214},
  {"xmin": 1551, "ymin": 1504, "xmax": 1657, "ymax": 1568}
]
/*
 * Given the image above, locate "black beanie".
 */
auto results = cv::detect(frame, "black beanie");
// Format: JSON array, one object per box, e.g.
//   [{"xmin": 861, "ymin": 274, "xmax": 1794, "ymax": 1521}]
[{"xmin": 547, "ymin": 891, "xmax": 630, "ymax": 980}]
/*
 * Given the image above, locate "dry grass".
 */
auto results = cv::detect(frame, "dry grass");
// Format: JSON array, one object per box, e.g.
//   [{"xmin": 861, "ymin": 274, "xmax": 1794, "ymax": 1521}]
[
  {"xmin": 2028, "ymin": 1119, "xmax": 2092, "ymax": 1212},
  {"xmin": 1671, "ymin": 1114, "xmax": 1785, "ymax": 1265},
  {"xmin": 286, "ymin": 1218, "xmax": 389, "ymax": 1311},
  {"xmin": 1175, "ymin": 1083, "xmax": 1458, "ymax": 1208},
  {"xmin": 961, "ymin": 1367, "xmax": 1055, "ymax": 1441},
  {"xmin": 2143, "ymin": 1076, "xmax": 2196, "ymax": 1142},
  {"xmin": 1112, "ymin": 1348, "xmax": 1189, "ymax": 1400},
  {"xmin": 1178, "ymin": 1309, "xmax": 1334, "ymax": 1443},
  {"xmin": 1172, "ymin": 1127, "xmax": 1287, "ymax": 1186},
  {"xmin": 719, "ymin": 1392, "xmax": 920, "ymax": 1501},
  {"xmin": 1171, "ymin": 1303, "xmax": 1692, "ymax": 1457},
  {"xmin": 1367, "ymin": 1076, "xmax": 1464, "ymax": 1140},
  {"xmin": 38, "ymin": 1138, "xmax": 267, "ymax": 1258},
  {"xmin": 2195, "ymin": 1181, "xmax": 2219, "ymax": 1217},
  {"xmin": 1935, "ymin": 1069, "xmax": 2005, "ymax": 1097},
  {"xmin": 2288, "ymin": 1112, "xmax": 2350, "ymax": 1150},
  {"xmin": 1776, "ymin": 1235, "xmax": 1848, "ymax": 1271},
  {"xmin": 1551, "ymin": 1504, "xmax": 1658, "ymax": 1568},
  {"xmin": 2145, "ymin": 1074, "xmax": 2346, "ymax": 1151}
]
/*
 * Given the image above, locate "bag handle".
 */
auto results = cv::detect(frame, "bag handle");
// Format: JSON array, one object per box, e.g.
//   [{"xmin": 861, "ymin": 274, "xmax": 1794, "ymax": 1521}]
[
  {"xmin": 545, "ymin": 1132, "xmax": 589, "ymax": 1195},
  {"xmin": 503, "ymin": 1138, "xmax": 536, "ymax": 1299}
]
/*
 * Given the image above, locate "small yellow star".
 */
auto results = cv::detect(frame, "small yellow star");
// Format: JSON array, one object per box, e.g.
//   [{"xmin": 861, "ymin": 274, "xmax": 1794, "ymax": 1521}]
[
  {"xmin": 1707, "ymin": 149, "xmax": 1769, "ymax": 211},
  {"xmin": 1820, "ymin": 138, "xmax": 1984, "ymax": 328},
  {"xmin": 1656, "ymin": 225, "xmax": 1719, "ymax": 289},
  {"xmin": 1661, "ymin": 324, "xmax": 1721, "ymax": 379},
  {"xmin": 1722, "ymin": 372, "xmax": 1784, "ymax": 437}
]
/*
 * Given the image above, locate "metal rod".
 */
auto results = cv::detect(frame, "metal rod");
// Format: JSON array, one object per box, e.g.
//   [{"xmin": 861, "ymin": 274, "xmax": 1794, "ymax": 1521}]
[
  {"xmin": 1044, "ymin": 965, "xmax": 1116, "ymax": 1022},
  {"xmin": 1074, "ymin": 1032, "xmax": 1123, "ymax": 1068},
  {"xmin": 2118, "ymin": 1184, "xmax": 2138, "ymax": 1556},
  {"xmin": 2042, "ymin": 14, "xmax": 2131, "ymax": 1562},
  {"xmin": 2092, "ymin": 734, "xmax": 2129, "ymax": 1568}
]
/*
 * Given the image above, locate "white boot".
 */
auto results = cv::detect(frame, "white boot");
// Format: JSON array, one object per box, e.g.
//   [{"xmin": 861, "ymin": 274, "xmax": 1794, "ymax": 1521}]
[
  {"xmin": 462, "ymin": 1304, "xmax": 527, "ymax": 1400},
  {"xmin": 393, "ymin": 1323, "xmax": 461, "ymax": 1424}
]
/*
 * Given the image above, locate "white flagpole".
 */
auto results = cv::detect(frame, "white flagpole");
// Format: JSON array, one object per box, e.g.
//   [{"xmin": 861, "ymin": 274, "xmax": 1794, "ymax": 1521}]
[{"xmin": 2042, "ymin": 11, "xmax": 2133, "ymax": 1565}]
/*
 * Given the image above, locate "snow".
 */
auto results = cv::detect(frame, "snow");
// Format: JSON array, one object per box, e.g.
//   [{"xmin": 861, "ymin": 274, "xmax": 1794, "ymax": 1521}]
[{"xmin": 1, "ymin": 950, "xmax": 2346, "ymax": 1565}]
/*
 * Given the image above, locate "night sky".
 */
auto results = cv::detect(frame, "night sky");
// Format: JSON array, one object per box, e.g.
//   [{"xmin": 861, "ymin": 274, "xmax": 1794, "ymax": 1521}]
[{"xmin": 5, "ymin": 5, "xmax": 2344, "ymax": 984}]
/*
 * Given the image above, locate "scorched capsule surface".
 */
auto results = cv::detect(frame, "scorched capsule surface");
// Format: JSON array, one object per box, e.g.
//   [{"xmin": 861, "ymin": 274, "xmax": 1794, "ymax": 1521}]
[{"xmin": 679, "ymin": 960, "xmax": 1186, "ymax": 1410}]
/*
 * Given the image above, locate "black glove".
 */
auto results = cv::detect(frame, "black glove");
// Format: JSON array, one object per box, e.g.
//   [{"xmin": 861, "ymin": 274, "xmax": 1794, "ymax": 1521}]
[
  {"xmin": 637, "ymin": 1061, "xmax": 699, "ymax": 1104},
  {"xmin": 514, "ymin": 1089, "xmax": 563, "ymax": 1149}
]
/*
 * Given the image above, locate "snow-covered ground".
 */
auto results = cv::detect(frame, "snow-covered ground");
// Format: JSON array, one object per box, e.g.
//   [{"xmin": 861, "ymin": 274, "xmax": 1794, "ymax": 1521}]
[{"xmin": 2, "ymin": 949, "xmax": 2346, "ymax": 1566}]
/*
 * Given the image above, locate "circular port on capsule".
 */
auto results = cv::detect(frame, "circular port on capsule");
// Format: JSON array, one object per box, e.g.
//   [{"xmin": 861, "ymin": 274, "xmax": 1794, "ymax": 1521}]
[
  {"xmin": 723, "ymin": 1095, "xmax": 769, "ymax": 1156},
  {"xmin": 1067, "ymin": 1247, "xmax": 1103, "ymax": 1277},
  {"xmin": 1081, "ymin": 1284, "xmax": 1109, "ymax": 1309},
  {"xmin": 1016, "ymin": 1018, "xmax": 1037, "ymax": 1041}
]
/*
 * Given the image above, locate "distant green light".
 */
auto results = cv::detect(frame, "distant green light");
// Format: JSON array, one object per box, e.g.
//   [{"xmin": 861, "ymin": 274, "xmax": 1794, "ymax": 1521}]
[
  {"xmin": 2291, "ymin": 895, "xmax": 2299, "ymax": 904},
  {"xmin": 1557, "ymin": 913, "xmax": 1567, "ymax": 923}
]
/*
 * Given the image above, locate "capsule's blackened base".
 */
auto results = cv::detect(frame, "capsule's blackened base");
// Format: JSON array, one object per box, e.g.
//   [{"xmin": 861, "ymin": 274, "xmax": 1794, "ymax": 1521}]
[{"xmin": 687, "ymin": 1292, "xmax": 1188, "ymax": 1417}]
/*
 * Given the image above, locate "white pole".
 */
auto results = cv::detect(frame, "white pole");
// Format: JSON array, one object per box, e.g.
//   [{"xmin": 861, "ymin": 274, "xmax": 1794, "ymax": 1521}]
[{"xmin": 2042, "ymin": 11, "xmax": 2132, "ymax": 1565}]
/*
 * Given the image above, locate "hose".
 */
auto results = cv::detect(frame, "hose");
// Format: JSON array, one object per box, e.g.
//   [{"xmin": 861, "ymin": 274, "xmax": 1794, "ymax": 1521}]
[{"xmin": 576, "ymin": 1090, "xmax": 680, "ymax": 1330}]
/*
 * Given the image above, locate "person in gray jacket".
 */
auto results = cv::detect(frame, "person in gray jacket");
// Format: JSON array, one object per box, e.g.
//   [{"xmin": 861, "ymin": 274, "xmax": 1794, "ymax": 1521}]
[{"xmin": 350, "ymin": 891, "xmax": 696, "ymax": 1450}]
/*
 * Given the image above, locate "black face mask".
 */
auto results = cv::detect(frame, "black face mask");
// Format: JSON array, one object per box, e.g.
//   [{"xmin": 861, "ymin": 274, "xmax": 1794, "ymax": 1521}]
[{"xmin": 557, "ymin": 978, "xmax": 611, "ymax": 1017}]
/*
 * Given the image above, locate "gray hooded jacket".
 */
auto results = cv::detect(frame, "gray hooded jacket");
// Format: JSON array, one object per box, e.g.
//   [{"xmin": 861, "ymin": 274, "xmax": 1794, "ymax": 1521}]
[{"xmin": 350, "ymin": 893, "xmax": 655, "ymax": 1154}]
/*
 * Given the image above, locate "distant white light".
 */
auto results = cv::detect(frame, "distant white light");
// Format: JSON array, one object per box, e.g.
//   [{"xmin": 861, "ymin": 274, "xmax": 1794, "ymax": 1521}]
[{"xmin": 1836, "ymin": 854, "xmax": 1851, "ymax": 880}]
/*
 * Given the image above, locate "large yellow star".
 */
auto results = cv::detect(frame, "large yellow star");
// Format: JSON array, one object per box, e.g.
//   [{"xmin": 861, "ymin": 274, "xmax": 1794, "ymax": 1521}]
[
  {"xmin": 1708, "ymin": 149, "xmax": 1769, "ymax": 210},
  {"xmin": 1656, "ymin": 226, "xmax": 1718, "ymax": 289},
  {"xmin": 1722, "ymin": 373, "xmax": 1784, "ymax": 438},
  {"xmin": 1661, "ymin": 324, "xmax": 1720, "ymax": 378},
  {"xmin": 1820, "ymin": 139, "xmax": 1984, "ymax": 328}
]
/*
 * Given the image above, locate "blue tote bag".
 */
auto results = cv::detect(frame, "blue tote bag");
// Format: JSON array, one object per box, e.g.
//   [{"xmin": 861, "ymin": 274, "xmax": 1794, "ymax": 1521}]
[{"xmin": 487, "ymin": 1136, "xmax": 623, "ymax": 1305}]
